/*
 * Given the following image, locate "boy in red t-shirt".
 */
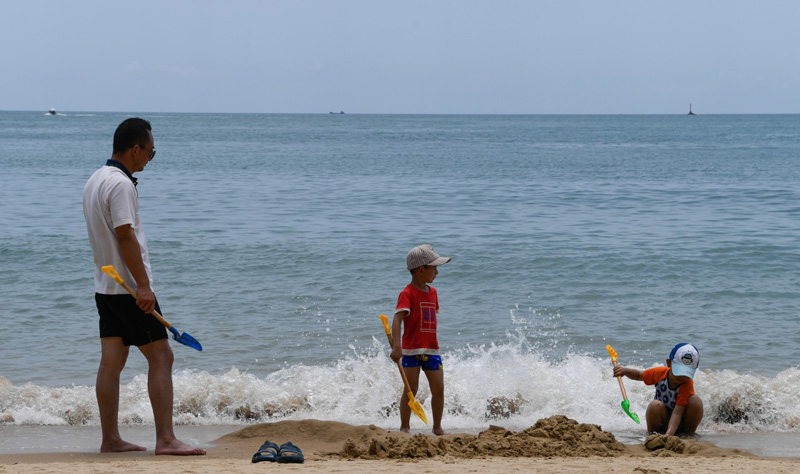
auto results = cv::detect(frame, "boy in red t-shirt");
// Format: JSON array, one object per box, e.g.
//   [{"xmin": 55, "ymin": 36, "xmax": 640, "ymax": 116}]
[
  {"xmin": 614, "ymin": 343, "xmax": 704, "ymax": 436},
  {"xmin": 391, "ymin": 244, "xmax": 451, "ymax": 436}
]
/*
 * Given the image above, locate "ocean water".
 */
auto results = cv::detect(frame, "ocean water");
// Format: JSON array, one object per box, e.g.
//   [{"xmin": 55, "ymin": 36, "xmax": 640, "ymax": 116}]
[{"xmin": 1, "ymin": 112, "xmax": 800, "ymax": 452}]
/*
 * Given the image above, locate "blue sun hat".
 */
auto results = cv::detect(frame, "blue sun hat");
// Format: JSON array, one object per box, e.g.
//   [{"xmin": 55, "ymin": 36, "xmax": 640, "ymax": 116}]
[{"xmin": 669, "ymin": 343, "xmax": 700, "ymax": 379}]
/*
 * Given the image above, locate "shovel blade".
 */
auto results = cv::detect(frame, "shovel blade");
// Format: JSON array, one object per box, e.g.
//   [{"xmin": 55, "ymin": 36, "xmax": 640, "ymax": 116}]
[
  {"xmin": 409, "ymin": 400, "xmax": 428, "ymax": 425},
  {"xmin": 407, "ymin": 393, "xmax": 428, "ymax": 425},
  {"xmin": 621, "ymin": 399, "xmax": 640, "ymax": 424},
  {"xmin": 169, "ymin": 326, "xmax": 203, "ymax": 351}
]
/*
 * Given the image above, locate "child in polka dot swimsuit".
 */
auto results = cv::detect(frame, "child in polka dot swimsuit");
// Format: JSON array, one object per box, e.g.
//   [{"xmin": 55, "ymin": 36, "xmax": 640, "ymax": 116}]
[{"xmin": 613, "ymin": 343, "xmax": 704, "ymax": 436}]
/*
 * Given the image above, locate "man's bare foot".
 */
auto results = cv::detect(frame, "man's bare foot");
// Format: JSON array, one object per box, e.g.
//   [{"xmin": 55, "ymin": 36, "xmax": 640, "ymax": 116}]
[
  {"xmin": 155, "ymin": 438, "xmax": 206, "ymax": 456},
  {"xmin": 432, "ymin": 428, "xmax": 449, "ymax": 436},
  {"xmin": 100, "ymin": 440, "xmax": 147, "ymax": 453}
]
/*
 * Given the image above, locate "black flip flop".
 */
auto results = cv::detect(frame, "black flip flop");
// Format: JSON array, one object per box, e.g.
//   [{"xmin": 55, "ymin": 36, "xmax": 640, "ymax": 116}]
[
  {"xmin": 251, "ymin": 440, "xmax": 279, "ymax": 463},
  {"xmin": 277, "ymin": 442, "xmax": 304, "ymax": 463}
]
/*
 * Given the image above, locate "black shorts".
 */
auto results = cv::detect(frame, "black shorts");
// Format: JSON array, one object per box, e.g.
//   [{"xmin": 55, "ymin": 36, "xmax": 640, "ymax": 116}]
[{"xmin": 95, "ymin": 293, "xmax": 168, "ymax": 347}]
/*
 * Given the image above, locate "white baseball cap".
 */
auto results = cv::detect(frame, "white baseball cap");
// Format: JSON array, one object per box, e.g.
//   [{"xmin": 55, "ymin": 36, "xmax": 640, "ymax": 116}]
[
  {"xmin": 669, "ymin": 343, "xmax": 700, "ymax": 379},
  {"xmin": 406, "ymin": 244, "xmax": 451, "ymax": 270}
]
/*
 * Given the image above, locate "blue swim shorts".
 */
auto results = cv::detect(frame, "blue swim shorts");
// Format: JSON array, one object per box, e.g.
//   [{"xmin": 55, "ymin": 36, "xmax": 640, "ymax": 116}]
[{"xmin": 401, "ymin": 354, "xmax": 443, "ymax": 371}]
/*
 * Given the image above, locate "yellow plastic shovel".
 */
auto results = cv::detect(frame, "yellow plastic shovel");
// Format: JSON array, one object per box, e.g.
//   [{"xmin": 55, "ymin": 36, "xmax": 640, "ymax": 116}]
[
  {"xmin": 379, "ymin": 314, "xmax": 428, "ymax": 425},
  {"xmin": 606, "ymin": 345, "xmax": 640, "ymax": 423},
  {"xmin": 100, "ymin": 265, "xmax": 202, "ymax": 351}
]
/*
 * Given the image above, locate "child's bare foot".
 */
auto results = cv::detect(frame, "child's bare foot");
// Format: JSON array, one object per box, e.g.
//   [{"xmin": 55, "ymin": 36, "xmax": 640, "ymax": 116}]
[
  {"xmin": 155, "ymin": 438, "xmax": 206, "ymax": 456},
  {"xmin": 432, "ymin": 427, "xmax": 449, "ymax": 436},
  {"xmin": 100, "ymin": 440, "xmax": 147, "ymax": 453}
]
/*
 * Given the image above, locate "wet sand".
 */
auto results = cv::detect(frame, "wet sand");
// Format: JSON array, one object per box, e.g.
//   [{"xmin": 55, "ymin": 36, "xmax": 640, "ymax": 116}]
[{"xmin": 1, "ymin": 417, "xmax": 799, "ymax": 474}]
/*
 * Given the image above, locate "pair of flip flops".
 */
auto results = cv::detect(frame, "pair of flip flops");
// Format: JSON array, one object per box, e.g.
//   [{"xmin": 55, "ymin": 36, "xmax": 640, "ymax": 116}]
[{"xmin": 251, "ymin": 440, "xmax": 304, "ymax": 463}]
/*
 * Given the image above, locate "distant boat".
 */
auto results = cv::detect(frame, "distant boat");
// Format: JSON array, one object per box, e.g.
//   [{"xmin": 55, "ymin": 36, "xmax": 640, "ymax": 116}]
[
  {"xmin": 329, "ymin": 111, "xmax": 345, "ymax": 114},
  {"xmin": 47, "ymin": 108, "xmax": 57, "ymax": 115},
  {"xmin": 687, "ymin": 104, "xmax": 695, "ymax": 115}
]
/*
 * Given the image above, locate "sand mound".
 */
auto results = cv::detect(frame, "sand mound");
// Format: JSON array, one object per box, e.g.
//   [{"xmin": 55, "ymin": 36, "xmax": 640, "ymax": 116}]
[
  {"xmin": 213, "ymin": 416, "xmax": 752, "ymax": 461},
  {"xmin": 341, "ymin": 415, "xmax": 626, "ymax": 459},
  {"xmin": 640, "ymin": 433, "xmax": 750, "ymax": 457},
  {"xmin": 215, "ymin": 419, "xmax": 386, "ymax": 457}
]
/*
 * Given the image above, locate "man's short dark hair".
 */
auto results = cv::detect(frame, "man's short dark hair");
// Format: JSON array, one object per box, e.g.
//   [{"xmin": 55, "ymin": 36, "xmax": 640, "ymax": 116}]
[{"xmin": 113, "ymin": 118, "xmax": 152, "ymax": 155}]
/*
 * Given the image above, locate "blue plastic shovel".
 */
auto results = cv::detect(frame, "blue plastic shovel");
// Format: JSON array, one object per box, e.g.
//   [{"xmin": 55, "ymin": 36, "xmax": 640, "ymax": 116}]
[{"xmin": 101, "ymin": 265, "xmax": 203, "ymax": 351}]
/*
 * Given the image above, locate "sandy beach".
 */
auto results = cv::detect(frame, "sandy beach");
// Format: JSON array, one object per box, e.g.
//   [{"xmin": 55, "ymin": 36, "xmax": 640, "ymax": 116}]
[{"xmin": 2, "ymin": 417, "xmax": 798, "ymax": 474}]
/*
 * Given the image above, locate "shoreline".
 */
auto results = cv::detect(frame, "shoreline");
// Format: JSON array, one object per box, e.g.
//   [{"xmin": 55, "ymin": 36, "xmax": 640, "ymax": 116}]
[
  {"xmin": 3, "ymin": 422, "xmax": 800, "ymax": 458},
  {"xmin": 1, "ymin": 418, "xmax": 799, "ymax": 474}
]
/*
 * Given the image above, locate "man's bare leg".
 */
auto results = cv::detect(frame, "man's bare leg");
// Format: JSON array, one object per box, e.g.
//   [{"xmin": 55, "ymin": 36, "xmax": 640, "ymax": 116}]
[
  {"xmin": 97, "ymin": 337, "xmax": 146, "ymax": 453},
  {"xmin": 139, "ymin": 339, "xmax": 205, "ymax": 455}
]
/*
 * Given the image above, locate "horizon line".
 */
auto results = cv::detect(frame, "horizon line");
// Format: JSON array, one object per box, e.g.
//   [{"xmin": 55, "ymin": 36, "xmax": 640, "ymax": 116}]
[{"xmin": 5, "ymin": 109, "xmax": 800, "ymax": 116}]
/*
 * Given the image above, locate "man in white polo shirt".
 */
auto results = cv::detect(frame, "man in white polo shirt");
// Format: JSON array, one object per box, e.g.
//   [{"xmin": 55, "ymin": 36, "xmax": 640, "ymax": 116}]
[{"xmin": 83, "ymin": 118, "xmax": 204, "ymax": 456}]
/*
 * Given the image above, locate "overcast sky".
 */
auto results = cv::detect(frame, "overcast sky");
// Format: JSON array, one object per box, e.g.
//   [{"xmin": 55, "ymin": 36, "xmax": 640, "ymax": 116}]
[{"xmin": 2, "ymin": 1, "xmax": 798, "ymax": 114}]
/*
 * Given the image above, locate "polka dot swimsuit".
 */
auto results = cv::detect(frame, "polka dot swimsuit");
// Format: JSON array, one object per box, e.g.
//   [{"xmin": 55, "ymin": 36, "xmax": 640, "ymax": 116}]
[{"xmin": 653, "ymin": 376, "xmax": 678, "ymax": 411}]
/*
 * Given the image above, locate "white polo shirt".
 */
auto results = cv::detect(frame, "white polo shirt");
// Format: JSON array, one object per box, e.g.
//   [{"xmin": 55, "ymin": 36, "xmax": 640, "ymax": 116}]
[{"xmin": 83, "ymin": 161, "xmax": 153, "ymax": 294}]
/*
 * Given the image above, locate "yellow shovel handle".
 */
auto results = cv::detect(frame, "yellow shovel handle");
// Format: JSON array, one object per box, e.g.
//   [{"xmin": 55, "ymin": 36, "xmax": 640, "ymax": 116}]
[
  {"xmin": 606, "ymin": 344, "xmax": 629, "ymax": 400},
  {"xmin": 100, "ymin": 265, "xmax": 173, "ymax": 329},
  {"xmin": 379, "ymin": 314, "xmax": 428, "ymax": 425},
  {"xmin": 606, "ymin": 344, "xmax": 618, "ymax": 363},
  {"xmin": 379, "ymin": 314, "xmax": 391, "ymax": 335},
  {"xmin": 379, "ymin": 315, "xmax": 415, "ymax": 394}
]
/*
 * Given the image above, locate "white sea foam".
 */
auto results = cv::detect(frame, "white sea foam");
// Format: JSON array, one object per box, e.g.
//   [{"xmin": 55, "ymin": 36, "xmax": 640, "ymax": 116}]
[{"xmin": 2, "ymin": 339, "xmax": 799, "ymax": 437}]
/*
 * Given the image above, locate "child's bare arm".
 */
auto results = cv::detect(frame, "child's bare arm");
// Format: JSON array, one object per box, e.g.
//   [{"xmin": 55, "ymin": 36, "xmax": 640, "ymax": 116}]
[
  {"xmin": 390, "ymin": 312, "xmax": 406, "ymax": 361},
  {"xmin": 613, "ymin": 365, "xmax": 643, "ymax": 381},
  {"xmin": 665, "ymin": 404, "xmax": 685, "ymax": 436}
]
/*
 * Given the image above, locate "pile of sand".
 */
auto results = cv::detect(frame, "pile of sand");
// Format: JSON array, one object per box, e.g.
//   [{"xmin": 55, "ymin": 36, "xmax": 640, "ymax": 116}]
[
  {"xmin": 640, "ymin": 433, "xmax": 746, "ymax": 457},
  {"xmin": 214, "ymin": 416, "xmax": 751, "ymax": 461},
  {"xmin": 341, "ymin": 415, "xmax": 626, "ymax": 459}
]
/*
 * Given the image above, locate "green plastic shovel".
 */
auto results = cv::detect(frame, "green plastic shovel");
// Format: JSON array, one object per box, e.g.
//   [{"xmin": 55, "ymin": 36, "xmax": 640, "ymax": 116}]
[
  {"xmin": 101, "ymin": 265, "xmax": 203, "ymax": 351},
  {"xmin": 606, "ymin": 345, "xmax": 640, "ymax": 424},
  {"xmin": 380, "ymin": 314, "xmax": 428, "ymax": 425}
]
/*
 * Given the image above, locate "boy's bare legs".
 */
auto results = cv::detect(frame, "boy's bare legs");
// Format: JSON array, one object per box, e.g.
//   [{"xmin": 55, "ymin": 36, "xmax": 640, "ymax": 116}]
[
  {"xmin": 645, "ymin": 400, "xmax": 668, "ymax": 434},
  {"xmin": 645, "ymin": 397, "xmax": 704, "ymax": 436},
  {"xmin": 139, "ymin": 339, "xmax": 205, "ymax": 455},
  {"xmin": 96, "ymin": 337, "xmax": 146, "ymax": 453},
  {"xmin": 399, "ymin": 366, "xmax": 421, "ymax": 433},
  {"xmin": 424, "ymin": 369, "xmax": 447, "ymax": 435},
  {"xmin": 681, "ymin": 395, "xmax": 704, "ymax": 436}
]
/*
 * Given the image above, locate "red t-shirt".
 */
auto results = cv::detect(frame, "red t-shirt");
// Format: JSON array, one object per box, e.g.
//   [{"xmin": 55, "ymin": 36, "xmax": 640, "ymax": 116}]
[{"xmin": 395, "ymin": 283, "xmax": 439, "ymax": 355}]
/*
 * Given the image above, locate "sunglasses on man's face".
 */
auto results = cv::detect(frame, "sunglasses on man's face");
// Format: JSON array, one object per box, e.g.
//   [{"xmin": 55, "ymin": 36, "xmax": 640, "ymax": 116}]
[{"xmin": 139, "ymin": 144, "xmax": 156, "ymax": 159}]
